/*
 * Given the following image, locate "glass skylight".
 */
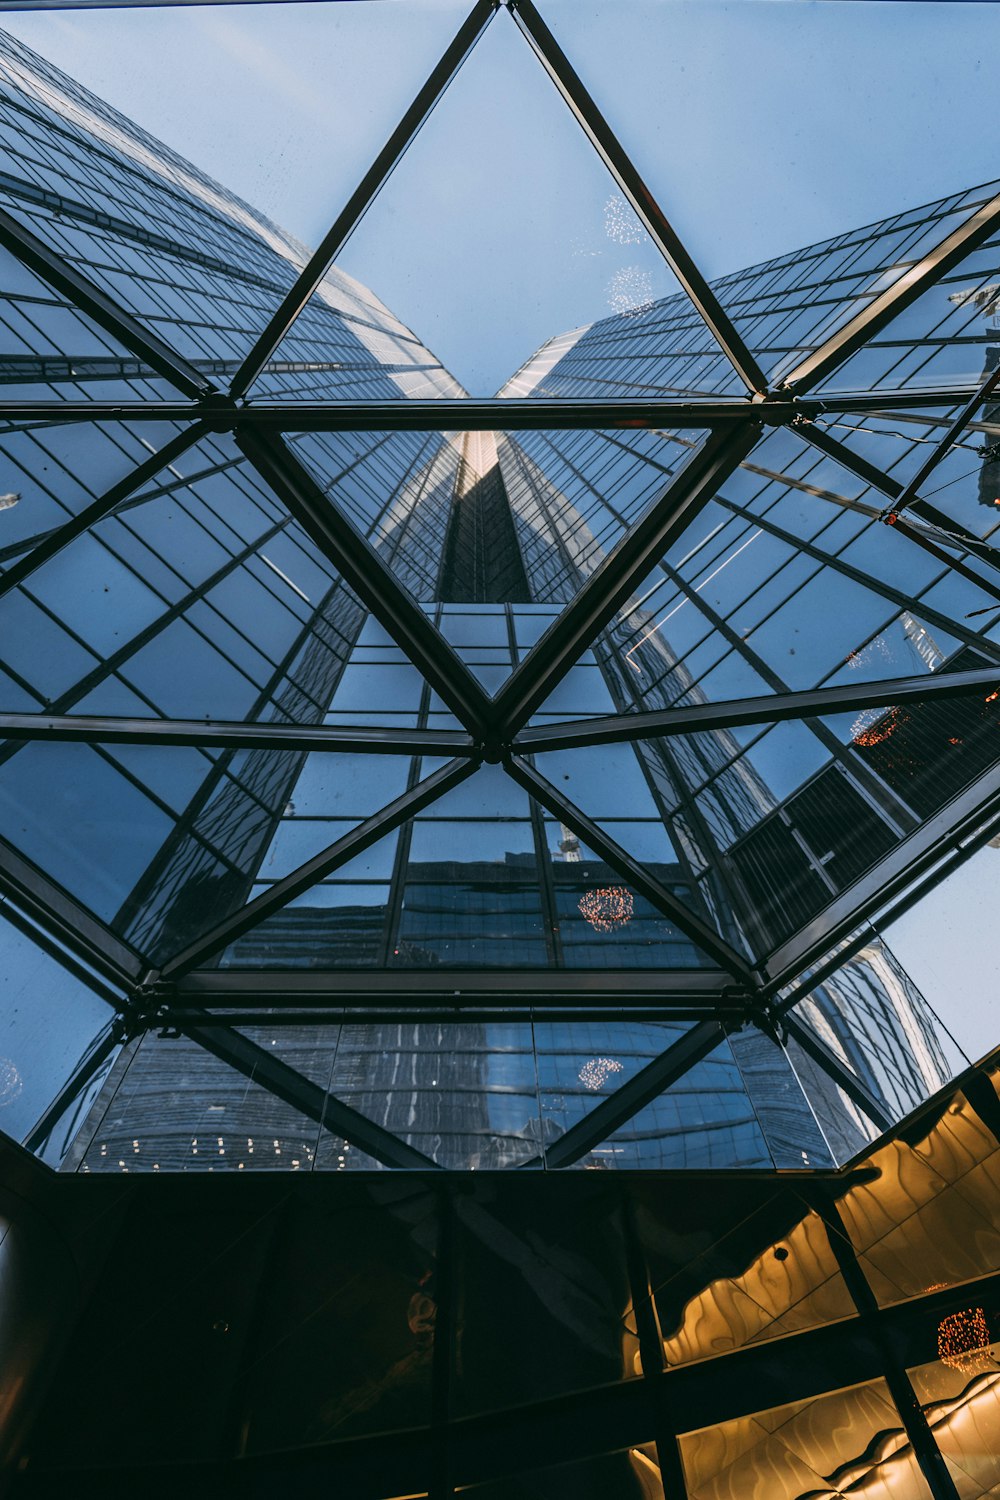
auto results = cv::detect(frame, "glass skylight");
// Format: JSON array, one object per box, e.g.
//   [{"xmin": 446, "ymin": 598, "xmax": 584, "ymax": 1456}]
[{"xmin": 0, "ymin": 0, "xmax": 998, "ymax": 1187}]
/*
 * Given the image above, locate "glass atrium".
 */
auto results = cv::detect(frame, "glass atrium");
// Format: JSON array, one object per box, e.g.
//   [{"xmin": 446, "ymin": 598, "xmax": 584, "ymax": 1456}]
[{"xmin": 0, "ymin": 2, "xmax": 998, "ymax": 1495}]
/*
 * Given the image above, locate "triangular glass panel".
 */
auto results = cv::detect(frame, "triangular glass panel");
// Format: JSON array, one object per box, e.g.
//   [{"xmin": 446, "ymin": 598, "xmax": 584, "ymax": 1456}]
[
  {"xmin": 0, "ymin": 426, "xmax": 467, "ymax": 730},
  {"xmin": 0, "ymin": 739, "xmax": 219, "ymax": 931},
  {"xmin": 77, "ymin": 1027, "xmax": 325, "ymax": 1173},
  {"xmin": 636, "ymin": 670, "xmax": 1000, "ymax": 962},
  {"xmin": 578, "ymin": 425, "xmax": 1000, "ymax": 722},
  {"xmin": 0, "ymin": 7, "xmax": 470, "ymax": 377},
  {"xmin": 214, "ymin": 761, "xmax": 725, "ymax": 973},
  {"xmin": 288, "ymin": 423, "xmax": 713, "ymax": 690},
  {"xmin": 531, "ymin": 744, "xmax": 750, "ymax": 956},
  {"xmin": 810, "ymin": 207, "xmax": 1000, "ymax": 397},
  {"xmin": 783, "ymin": 935, "xmax": 966, "ymax": 1163},
  {"xmin": 535, "ymin": 1017, "xmax": 702, "ymax": 1143},
  {"xmin": 0, "ymin": 902, "xmax": 114, "ymax": 1155},
  {"xmin": 314, "ymin": 1018, "xmax": 541, "ymax": 1169},
  {"xmin": 879, "ymin": 838, "xmax": 1000, "ymax": 1067},
  {"xmin": 253, "ymin": 10, "xmax": 714, "ymax": 401},
  {"xmin": 540, "ymin": 3, "xmax": 1000, "ymax": 392},
  {"xmin": 567, "ymin": 1034, "xmax": 774, "ymax": 1170}
]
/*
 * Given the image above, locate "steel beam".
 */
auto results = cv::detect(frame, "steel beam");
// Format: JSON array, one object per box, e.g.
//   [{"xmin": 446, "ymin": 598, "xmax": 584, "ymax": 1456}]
[
  {"xmin": 0, "ymin": 397, "xmax": 774, "ymax": 429},
  {"xmin": 0, "ymin": 838, "xmax": 142, "ymax": 986},
  {"xmin": 527, "ymin": 1018, "xmax": 726, "ymax": 1168},
  {"xmin": 508, "ymin": 1, "xmax": 767, "ymax": 396},
  {"xmin": 797, "ymin": 387, "xmax": 980, "ymax": 415},
  {"xmin": 506, "ymin": 754, "xmax": 756, "ymax": 982},
  {"xmin": 164, "ymin": 1005, "xmax": 747, "ymax": 1026},
  {"xmin": 0, "ymin": 712, "xmax": 475, "ymax": 758},
  {"xmin": 780, "ymin": 1011, "xmax": 894, "ymax": 1134},
  {"xmin": 490, "ymin": 424, "xmax": 762, "ymax": 735},
  {"xmin": 889, "ymin": 360, "xmax": 1000, "ymax": 517},
  {"xmin": 228, "ymin": 0, "xmax": 498, "ymax": 397},
  {"xmin": 763, "ymin": 759, "xmax": 1000, "ymax": 994},
  {"xmin": 21, "ymin": 1022, "xmax": 122, "ymax": 1157},
  {"xmin": 782, "ymin": 190, "xmax": 1000, "ymax": 394},
  {"xmin": 793, "ymin": 416, "xmax": 903, "ymax": 501},
  {"xmin": 0, "ymin": 423, "xmax": 206, "ymax": 603},
  {"xmin": 810, "ymin": 1192, "xmax": 965, "ymax": 1500},
  {"xmin": 159, "ymin": 754, "xmax": 479, "ymax": 978},
  {"xmin": 514, "ymin": 665, "xmax": 1000, "ymax": 752},
  {"xmin": 884, "ymin": 510, "xmax": 1000, "ymax": 606},
  {"xmin": 173, "ymin": 965, "xmax": 742, "ymax": 1003},
  {"xmin": 187, "ymin": 1020, "xmax": 440, "ymax": 1170},
  {"xmin": 0, "ymin": 206, "xmax": 214, "ymax": 399},
  {"xmin": 236, "ymin": 426, "xmax": 493, "ymax": 737}
]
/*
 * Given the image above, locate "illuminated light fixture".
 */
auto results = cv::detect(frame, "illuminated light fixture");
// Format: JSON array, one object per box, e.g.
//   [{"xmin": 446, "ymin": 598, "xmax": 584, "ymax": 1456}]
[
  {"xmin": 578, "ymin": 885, "xmax": 635, "ymax": 933},
  {"xmin": 578, "ymin": 1057, "xmax": 625, "ymax": 1090},
  {"xmin": 0, "ymin": 1057, "xmax": 22, "ymax": 1107},
  {"xmin": 937, "ymin": 1307, "xmax": 993, "ymax": 1374}
]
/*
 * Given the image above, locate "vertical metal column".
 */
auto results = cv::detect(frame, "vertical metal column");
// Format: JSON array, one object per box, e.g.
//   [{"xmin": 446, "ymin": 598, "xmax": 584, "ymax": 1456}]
[{"xmin": 813, "ymin": 1189, "xmax": 962, "ymax": 1500}]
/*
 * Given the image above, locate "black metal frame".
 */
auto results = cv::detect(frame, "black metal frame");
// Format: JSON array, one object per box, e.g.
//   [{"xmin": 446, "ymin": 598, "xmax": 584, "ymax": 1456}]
[{"xmin": 3, "ymin": 0, "xmax": 1000, "ymax": 1180}]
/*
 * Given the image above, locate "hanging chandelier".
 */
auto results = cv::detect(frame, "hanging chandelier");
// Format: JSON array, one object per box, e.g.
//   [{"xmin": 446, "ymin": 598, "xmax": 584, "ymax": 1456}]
[{"xmin": 578, "ymin": 886, "xmax": 635, "ymax": 933}]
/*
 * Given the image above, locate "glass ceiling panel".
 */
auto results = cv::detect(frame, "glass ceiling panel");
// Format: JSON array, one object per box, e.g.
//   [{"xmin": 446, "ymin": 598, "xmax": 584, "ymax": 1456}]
[
  {"xmin": 584, "ymin": 427, "xmax": 1000, "ymax": 725},
  {"xmin": 0, "ymin": 0, "xmax": 998, "ymax": 1162},
  {"xmin": 0, "ymin": 417, "xmax": 193, "ymax": 564},
  {"xmin": 0, "ymin": 6, "xmax": 469, "ymax": 379},
  {"xmin": 216, "ymin": 766, "xmax": 722, "ymax": 973},
  {"xmin": 0, "ymin": 901, "xmax": 114, "ymax": 1153},
  {"xmin": 815, "ymin": 218, "xmax": 1000, "ymax": 396},
  {"xmin": 255, "ymin": 10, "xmax": 692, "ymax": 400},
  {"xmin": 575, "ymin": 1034, "xmax": 773, "ymax": 1170},
  {"xmin": 78, "ymin": 1026, "xmax": 328, "ymax": 1173},
  {"xmin": 288, "ymin": 429, "xmax": 712, "ymax": 657},
  {"xmin": 532, "ymin": 677, "xmax": 1000, "ymax": 966},
  {"xmin": 879, "ymin": 840, "xmax": 1000, "ymax": 1069},
  {"xmin": 542, "ymin": 1, "xmax": 1000, "ymax": 387},
  {"xmin": 0, "ymin": 429, "xmax": 397, "ymax": 728}
]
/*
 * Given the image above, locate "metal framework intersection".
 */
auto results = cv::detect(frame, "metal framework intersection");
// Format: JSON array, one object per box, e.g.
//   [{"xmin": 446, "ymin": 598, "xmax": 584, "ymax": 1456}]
[{"xmin": 2, "ymin": 0, "xmax": 1000, "ymax": 1170}]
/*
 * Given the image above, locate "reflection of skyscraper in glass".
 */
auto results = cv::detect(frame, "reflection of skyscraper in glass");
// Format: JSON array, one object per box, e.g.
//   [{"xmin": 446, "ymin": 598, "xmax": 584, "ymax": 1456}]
[{"xmin": 0, "ymin": 27, "xmax": 982, "ymax": 1176}]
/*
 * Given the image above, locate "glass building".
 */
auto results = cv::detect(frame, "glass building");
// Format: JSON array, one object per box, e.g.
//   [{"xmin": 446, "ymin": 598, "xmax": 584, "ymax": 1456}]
[{"xmin": 0, "ymin": 6, "xmax": 998, "ymax": 1498}]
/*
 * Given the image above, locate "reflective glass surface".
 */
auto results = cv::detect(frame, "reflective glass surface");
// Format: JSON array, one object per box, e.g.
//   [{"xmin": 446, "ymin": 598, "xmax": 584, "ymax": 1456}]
[
  {"xmin": 678, "ymin": 1379, "xmax": 934, "ymax": 1500},
  {"xmin": 1, "ymin": 0, "xmax": 999, "ymax": 1188},
  {"xmin": 0, "ymin": 904, "xmax": 113, "ymax": 1148},
  {"xmin": 834, "ymin": 1065, "xmax": 1000, "ymax": 1306}
]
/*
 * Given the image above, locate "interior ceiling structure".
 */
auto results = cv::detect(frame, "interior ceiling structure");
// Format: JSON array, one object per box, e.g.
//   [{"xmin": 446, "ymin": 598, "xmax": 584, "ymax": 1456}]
[{"xmin": 1, "ymin": 0, "xmax": 1000, "ymax": 1172}]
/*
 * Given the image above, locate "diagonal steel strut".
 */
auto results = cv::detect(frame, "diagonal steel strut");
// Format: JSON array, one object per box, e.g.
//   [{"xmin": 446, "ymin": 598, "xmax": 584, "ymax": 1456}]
[{"xmin": 160, "ymin": 755, "xmax": 479, "ymax": 978}]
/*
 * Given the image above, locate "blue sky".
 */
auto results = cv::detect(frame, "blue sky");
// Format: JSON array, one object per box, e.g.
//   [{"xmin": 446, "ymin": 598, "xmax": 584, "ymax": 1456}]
[{"xmin": 8, "ymin": 1, "xmax": 1000, "ymax": 394}]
